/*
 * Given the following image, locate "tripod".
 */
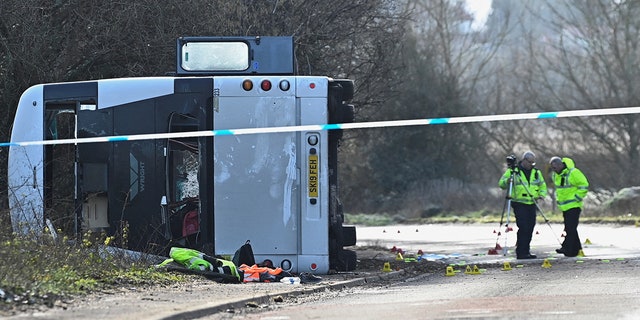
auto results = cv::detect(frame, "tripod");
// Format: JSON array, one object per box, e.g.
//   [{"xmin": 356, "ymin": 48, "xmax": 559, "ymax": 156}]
[{"xmin": 494, "ymin": 167, "xmax": 516, "ymax": 256}]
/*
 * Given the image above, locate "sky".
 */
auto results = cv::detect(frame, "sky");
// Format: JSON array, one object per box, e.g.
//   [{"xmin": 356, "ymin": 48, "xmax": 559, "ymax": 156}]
[{"xmin": 465, "ymin": 0, "xmax": 493, "ymax": 29}]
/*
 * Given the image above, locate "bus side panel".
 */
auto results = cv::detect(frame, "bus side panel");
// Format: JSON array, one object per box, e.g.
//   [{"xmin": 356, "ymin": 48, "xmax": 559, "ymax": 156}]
[
  {"xmin": 213, "ymin": 95, "xmax": 299, "ymax": 260},
  {"xmin": 110, "ymin": 99, "xmax": 158, "ymax": 249},
  {"xmin": 91, "ymin": 78, "xmax": 212, "ymax": 253},
  {"xmin": 8, "ymin": 85, "xmax": 45, "ymax": 235}
]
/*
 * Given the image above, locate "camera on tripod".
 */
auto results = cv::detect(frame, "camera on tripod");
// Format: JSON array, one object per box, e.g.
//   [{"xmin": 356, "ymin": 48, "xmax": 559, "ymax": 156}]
[{"xmin": 506, "ymin": 155, "xmax": 517, "ymax": 169}]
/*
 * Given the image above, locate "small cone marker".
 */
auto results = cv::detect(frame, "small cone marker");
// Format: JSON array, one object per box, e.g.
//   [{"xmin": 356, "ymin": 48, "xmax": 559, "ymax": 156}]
[
  {"xmin": 417, "ymin": 249, "xmax": 424, "ymax": 256},
  {"xmin": 542, "ymin": 259, "xmax": 552, "ymax": 268},
  {"xmin": 502, "ymin": 261, "xmax": 512, "ymax": 271},
  {"xmin": 577, "ymin": 249, "xmax": 585, "ymax": 257},
  {"xmin": 390, "ymin": 246, "xmax": 397, "ymax": 252},
  {"xmin": 445, "ymin": 266, "xmax": 456, "ymax": 276},
  {"xmin": 397, "ymin": 230, "xmax": 401, "ymax": 233},
  {"xmin": 488, "ymin": 243, "xmax": 502, "ymax": 255},
  {"xmin": 462, "ymin": 265, "xmax": 481, "ymax": 275},
  {"xmin": 382, "ymin": 262, "xmax": 392, "ymax": 272},
  {"xmin": 506, "ymin": 226, "xmax": 513, "ymax": 232},
  {"xmin": 535, "ymin": 230, "xmax": 540, "ymax": 235},
  {"xmin": 416, "ymin": 229, "xmax": 419, "ymax": 232},
  {"xmin": 493, "ymin": 229, "xmax": 497, "ymax": 234},
  {"xmin": 395, "ymin": 252, "xmax": 404, "ymax": 261},
  {"xmin": 464, "ymin": 265, "xmax": 473, "ymax": 274},
  {"xmin": 383, "ymin": 229, "xmax": 386, "ymax": 233},
  {"xmin": 467, "ymin": 265, "xmax": 481, "ymax": 275},
  {"xmin": 584, "ymin": 238, "xmax": 592, "ymax": 245}
]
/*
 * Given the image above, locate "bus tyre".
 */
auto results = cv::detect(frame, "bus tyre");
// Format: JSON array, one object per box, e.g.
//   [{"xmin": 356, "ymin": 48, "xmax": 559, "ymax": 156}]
[
  {"xmin": 335, "ymin": 249, "xmax": 357, "ymax": 271},
  {"xmin": 341, "ymin": 103, "xmax": 355, "ymax": 124},
  {"xmin": 342, "ymin": 225, "xmax": 356, "ymax": 247},
  {"xmin": 333, "ymin": 79, "xmax": 354, "ymax": 102}
]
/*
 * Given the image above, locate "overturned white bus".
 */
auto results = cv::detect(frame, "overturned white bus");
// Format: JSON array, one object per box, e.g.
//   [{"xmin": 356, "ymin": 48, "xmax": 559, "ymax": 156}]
[{"xmin": 8, "ymin": 36, "xmax": 356, "ymax": 273}]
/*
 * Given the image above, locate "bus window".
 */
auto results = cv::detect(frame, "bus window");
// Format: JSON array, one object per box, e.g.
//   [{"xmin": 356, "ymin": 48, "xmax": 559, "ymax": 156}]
[{"xmin": 181, "ymin": 42, "xmax": 249, "ymax": 71}]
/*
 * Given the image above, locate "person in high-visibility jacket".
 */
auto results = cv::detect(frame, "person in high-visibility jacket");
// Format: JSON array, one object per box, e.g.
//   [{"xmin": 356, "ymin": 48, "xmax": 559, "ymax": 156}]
[
  {"xmin": 499, "ymin": 151, "xmax": 547, "ymax": 259},
  {"xmin": 549, "ymin": 156, "xmax": 589, "ymax": 257}
]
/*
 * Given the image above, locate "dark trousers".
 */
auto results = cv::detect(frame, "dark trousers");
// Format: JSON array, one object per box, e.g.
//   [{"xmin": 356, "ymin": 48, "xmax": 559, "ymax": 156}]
[
  {"xmin": 511, "ymin": 202, "xmax": 536, "ymax": 257},
  {"xmin": 561, "ymin": 207, "xmax": 582, "ymax": 257}
]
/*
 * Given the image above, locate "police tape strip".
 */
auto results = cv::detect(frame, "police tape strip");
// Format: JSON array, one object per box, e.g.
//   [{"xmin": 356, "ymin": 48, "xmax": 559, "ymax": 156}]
[{"xmin": 2, "ymin": 106, "xmax": 640, "ymax": 147}]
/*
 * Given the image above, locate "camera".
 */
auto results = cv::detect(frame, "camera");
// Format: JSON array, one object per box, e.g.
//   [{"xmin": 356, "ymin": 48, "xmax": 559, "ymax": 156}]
[{"xmin": 506, "ymin": 155, "xmax": 517, "ymax": 169}]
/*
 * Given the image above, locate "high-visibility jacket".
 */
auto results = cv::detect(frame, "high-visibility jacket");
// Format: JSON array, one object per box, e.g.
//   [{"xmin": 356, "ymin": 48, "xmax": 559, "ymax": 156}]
[
  {"xmin": 238, "ymin": 264, "xmax": 285, "ymax": 282},
  {"xmin": 158, "ymin": 247, "xmax": 241, "ymax": 281},
  {"xmin": 551, "ymin": 157, "xmax": 589, "ymax": 211},
  {"xmin": 499, "ymin": 165, "xmax": 547, "ymax": 205}
]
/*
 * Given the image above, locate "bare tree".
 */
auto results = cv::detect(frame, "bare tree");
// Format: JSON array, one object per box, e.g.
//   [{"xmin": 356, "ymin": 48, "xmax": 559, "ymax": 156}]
[
  {"xmin": 0, "ymin": 0, "xmax": 409, "ymax": 222},
  {"xmin": 340, "ymin": 0, "xmax": 511, "ymax": 214},
  {"xmin": 520, "ymin": 0, "xmax": 640, "ymax": 188}
]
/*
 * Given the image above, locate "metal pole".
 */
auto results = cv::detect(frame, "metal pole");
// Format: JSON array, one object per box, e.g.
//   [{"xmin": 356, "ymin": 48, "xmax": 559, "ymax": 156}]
[{"xmin": 533, "ymin": 200, "xmax": 563, "ymax": 246}]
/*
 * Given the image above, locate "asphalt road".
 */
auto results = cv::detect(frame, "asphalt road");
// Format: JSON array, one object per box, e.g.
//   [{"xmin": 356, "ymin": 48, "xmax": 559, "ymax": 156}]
[
  {"xmin": 229, "ymin": 257, "xmax": 640, "ymax": 319},
  {"xmin": 212, "ymin": 223, "xmax": 640, "ymax": 319},
  {"xmin": 356, "ymin": 223, "xmax": 640, "ymax": 261}
]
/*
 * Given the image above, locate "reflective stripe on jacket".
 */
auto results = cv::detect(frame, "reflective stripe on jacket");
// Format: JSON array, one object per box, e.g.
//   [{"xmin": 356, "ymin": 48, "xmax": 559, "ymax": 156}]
[
  {"xmin": 552, "ymin": 157, "xmax": 589, "ymax": 211},
  {"xmin": 499, "ymin": 166, "xmax": 547, "ymax": 205}
]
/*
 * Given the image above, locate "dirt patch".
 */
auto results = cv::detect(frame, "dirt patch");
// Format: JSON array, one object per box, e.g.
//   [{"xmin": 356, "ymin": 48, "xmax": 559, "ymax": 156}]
[{"xmin": 335, "ymin": 246, "xmax": 449, "ymax": 280}]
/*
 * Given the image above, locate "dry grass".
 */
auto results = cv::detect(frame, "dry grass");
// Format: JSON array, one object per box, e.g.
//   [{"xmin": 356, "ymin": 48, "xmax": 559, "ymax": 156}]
[{"xmin": 0, "ymin": 211, "xmax": 183, "ymax": 313}]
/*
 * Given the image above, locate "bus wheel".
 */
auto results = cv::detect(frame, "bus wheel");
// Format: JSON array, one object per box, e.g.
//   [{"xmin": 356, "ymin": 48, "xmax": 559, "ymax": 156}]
[{"xmin": 334, "ymin": 249, "xmax": 357, "ymax": 271}]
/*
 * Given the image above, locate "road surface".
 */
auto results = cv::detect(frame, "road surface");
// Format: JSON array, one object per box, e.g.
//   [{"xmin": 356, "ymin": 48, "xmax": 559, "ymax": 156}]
[{"xmin": 213, "ymin": 224, "xmax": 640, "ymax": 319}]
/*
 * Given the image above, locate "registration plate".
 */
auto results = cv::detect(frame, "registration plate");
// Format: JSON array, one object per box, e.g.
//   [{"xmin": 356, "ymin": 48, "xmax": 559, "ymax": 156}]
[{"xmin": 308, "ymin": 155, "xmax": 318, "ymax": 197}]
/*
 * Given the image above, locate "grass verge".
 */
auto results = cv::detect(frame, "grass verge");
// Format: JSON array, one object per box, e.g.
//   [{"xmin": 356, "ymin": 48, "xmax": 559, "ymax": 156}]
[{"xmin": 0, "ymin": 233, "xmax": 183, "ymax": 313}]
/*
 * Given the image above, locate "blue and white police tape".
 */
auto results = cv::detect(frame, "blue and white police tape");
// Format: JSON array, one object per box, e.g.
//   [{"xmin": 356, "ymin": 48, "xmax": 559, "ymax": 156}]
[{"xmin": 2, "ymin": 106, "xmax": 639, "ymax": 147}]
